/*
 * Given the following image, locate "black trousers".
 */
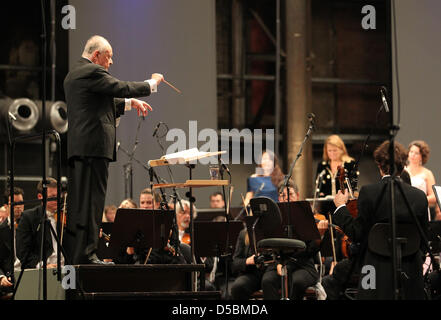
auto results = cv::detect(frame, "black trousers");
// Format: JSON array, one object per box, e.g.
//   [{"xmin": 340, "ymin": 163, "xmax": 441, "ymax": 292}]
[
  {"xmin": 230, "ymin": 270, "xmax": 264, "ymax": 300},
  {"xmin": 262, "ymin": 266, "xmax": 319, "ymax": 300},
  {"xmin": 64, "ymin": 157, "xmax": 109, "ymax": 264}
]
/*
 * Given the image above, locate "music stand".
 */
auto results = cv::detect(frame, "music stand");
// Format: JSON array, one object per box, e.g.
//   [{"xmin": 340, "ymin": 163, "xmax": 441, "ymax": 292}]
[
  {"xmin": 249, "ymin": 197, "xmax": 319, "ymax": 299},
  {"xmin": 305, "ymin": 197, "xmax": 335, "ymax": 216},
  {"xmin": 108, "ymin": 208, "xmax": 174, "ymax": 258},
  {"xmin": 247, "ymin": 197, "xmax": 284, "ymax": 254},
  {"xmin": 193, "ymin": 221, "xmax": 243, "ymax": 258},
  {"xmin": 277, "ymin": 201, "xmax": 321, "ymax": 242}
]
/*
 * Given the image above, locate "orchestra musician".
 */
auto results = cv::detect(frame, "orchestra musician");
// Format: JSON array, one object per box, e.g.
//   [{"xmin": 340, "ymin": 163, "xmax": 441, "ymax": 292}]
[
  {"xmin": 315, "ymin": 134, "xmax": 359, "ymax": 198},
  {"xmin": 0, "ymin": 188, "xmax": 25, "ymax": 293},
  {"xmin": 260, "ymin": 180, "xmax": 320, "ymax": 300},
  {"xmin": 313, "ymin": 135, "xmax": 358, "ymax": 273},
  {"xmin": 243, "ymin": 150, "xmax": 285, "ymax": 207},
  {"xmin": 1, "ymin": 188, "xmax": 25, "ymax": 226},
  {"xmin": 230, "ymin": 227, "xmax": 270, "ymax": 300},
  {"xmin": 63, "ymin": 35, "xmax": 164, "ymax": 265},
  {"xmin": 16, "ymin": 178, "xmax": 63, "ymax": 269},
  {"xmin": 330, "ymin": 140, "xmax": 429, "ymax": 300}
]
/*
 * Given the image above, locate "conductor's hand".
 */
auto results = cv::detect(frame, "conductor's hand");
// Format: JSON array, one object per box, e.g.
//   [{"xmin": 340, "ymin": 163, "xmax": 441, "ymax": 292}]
[
  {"xmin": 151, "ymin": 73, "xmax": 164, "ymax": 85},
  {"xmin": 131, "ymin": 98, "xmax": 153, "ymax": 117},
  {"xmin": 334, "ymin": 189, "xmax": 349, "ymax": 208}
]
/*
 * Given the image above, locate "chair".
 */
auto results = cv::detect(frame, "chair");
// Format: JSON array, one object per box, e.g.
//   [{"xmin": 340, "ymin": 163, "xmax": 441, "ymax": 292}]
[
  {"xmin": 345, "ymin": 223, "xmax": 421, "ymax": 299},
  {"xmin": 257, "ymin": 238, "xmax": 306, "ymax": 300},
  {"xmin": 368, "ymin": 223, "xmax": 420, "ymax": 258}
]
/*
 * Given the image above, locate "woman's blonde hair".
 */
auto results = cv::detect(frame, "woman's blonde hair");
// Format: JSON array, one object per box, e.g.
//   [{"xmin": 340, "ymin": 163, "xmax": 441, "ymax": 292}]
[{"xmin": 322, "ymin": 134, "xmax": 354, "ymax": 162}]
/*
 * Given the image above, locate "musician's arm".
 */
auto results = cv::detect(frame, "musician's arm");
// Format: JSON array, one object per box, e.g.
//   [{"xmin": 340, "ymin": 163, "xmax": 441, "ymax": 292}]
[{"xmin": 333, "ymin": 187, "xmax": 373, "ymax": 242}]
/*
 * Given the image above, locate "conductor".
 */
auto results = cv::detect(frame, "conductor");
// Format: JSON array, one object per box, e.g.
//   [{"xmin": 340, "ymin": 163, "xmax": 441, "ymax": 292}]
[{"xmin": 63, "ymin": 35, "xmax": 163, "ymax": 264}]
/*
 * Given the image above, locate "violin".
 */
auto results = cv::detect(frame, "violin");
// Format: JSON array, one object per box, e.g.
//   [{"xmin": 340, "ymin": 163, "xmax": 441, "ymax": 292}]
[
  {"xmin": 182, "ymin": 231, "xmax": 191, "ymax": 245},
  {"xmin": 314, "ymin": 212, "xmax": 351, "ymax": 259},
  {"xmin": 337, "ymin": 166, "xmax": 358, "ymax": 218},
  {"xmin": 55, "ymin": 192, "xmax": 68, "ymax": 243}
]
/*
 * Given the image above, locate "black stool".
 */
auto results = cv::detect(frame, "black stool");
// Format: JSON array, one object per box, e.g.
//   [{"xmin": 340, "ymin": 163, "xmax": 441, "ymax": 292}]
[{"xmin": 257, "ymin": 238, "xmax": 306, "ymax": 300}]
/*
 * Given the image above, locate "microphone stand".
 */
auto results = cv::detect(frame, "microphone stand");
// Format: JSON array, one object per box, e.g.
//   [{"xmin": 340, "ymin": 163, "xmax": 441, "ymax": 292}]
[
  {"xmin": 118, "ymin": 116, "xmax": 144, "ymax": 199},
  {"xmin": 218, "ymin": 155, "xmax": 232, "ymax": 299},
  {"xmin": 281, "ymin": 117, "xmax": 315, "ymax": 238},
  {"xmin": 152, "ymin": 124, "xmax": 182, "ymax": 256},
  {"xmin": 370, "ymin": 86, "xmax": 438, "ymax": 299},
  {"xmin": 154, "ymin": 124, "xmax": 184, "ymax": 210},
  {"xmin": 352, "ymin": 103, "xmax": 387, "ymax": 192}
]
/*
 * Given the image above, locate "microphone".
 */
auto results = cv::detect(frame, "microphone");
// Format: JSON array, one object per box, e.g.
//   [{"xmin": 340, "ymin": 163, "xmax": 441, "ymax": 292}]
[
  {"xmin": 219, "ymin": 158, "xmax": 231, "ymax": 175},
  {"xmin": 380, "ymin": 87, "xmax": 390, "ymax": 113},
  {"xmin": 116, "ymin": 141, "xmax": 121, "ymax": 152},
  {"xmin": 308, "ymin": 113, "xmax": 316, "ymax": 126},
  {"xmin": 152, "ymin": 122, "xmax": 162, "ymax": 137}
]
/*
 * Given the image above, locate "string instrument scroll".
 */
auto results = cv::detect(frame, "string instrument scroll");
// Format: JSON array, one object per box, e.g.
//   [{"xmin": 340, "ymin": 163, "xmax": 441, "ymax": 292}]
[{"xmin": 337, "ymin": 166, "xmax": 358, "ymax": 218}]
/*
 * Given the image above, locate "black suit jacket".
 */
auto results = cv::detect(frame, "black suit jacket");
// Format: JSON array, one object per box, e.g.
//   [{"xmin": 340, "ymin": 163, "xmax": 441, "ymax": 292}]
[
  {"xmin": 64, "ymin": 58, "xmax": 152, "ymax": 161},
  {"xmin": 16, "ymin": 206, "xmax": 53, "ymax": 269},
  {"xmin": 0, "ymin": 220, "xmax": 13, "ymax": 277},
  {"xmin": 333, "ymin": 176, "xmax": 429, "ymax": 299}
]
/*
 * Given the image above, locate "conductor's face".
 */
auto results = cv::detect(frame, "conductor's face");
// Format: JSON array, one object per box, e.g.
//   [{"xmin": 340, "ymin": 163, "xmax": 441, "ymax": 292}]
[{"xmin": 94, "ymin": 47, "xmax": 113, "ymax": 70}]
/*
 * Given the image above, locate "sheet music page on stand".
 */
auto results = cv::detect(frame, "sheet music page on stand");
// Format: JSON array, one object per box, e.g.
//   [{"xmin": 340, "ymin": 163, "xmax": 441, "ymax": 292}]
[
  {"xmin": 160, "ymin": 148, "xmax": 224, "ymax": 164},
  {"xmin": 162, "ymin": 148, "xmax": 204, "ymax": 160}
]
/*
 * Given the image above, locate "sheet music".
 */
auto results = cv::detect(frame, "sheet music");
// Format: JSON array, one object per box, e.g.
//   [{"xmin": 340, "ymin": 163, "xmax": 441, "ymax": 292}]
[
  {"xmin": 160, "ymin": 148, "xmax": 225, "ymax": 164},
  {"xmin": 162, "ymin": 148, "xmax": 203, "ymax": 160}
]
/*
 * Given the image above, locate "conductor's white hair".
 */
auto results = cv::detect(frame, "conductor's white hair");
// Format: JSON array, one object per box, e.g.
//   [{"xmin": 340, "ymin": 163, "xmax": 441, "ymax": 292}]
[{"xmin": 82, "ymin": 35, "xmax": 111, "ymax": 57}]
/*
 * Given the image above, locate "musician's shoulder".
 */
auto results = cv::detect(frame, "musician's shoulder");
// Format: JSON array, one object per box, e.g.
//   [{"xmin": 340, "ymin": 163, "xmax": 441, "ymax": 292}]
[{"xmin": 318, "ymin": 161, "xmax": 327, "ymax": 168}]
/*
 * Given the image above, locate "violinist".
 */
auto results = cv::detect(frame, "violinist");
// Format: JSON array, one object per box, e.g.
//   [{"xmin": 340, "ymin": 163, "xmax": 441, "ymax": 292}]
[
  {"xmin": 0, "ymin": 187, "xmax": 25, "ymax": 294},
  {"xmin": 16, "ymin": 178, "xmax": 63, "ymax": 269},
  {"xmin": 314, "ymin": 135, "xmax": 358, "ymax": 272},
  {"xmin": 144, "ymin": 199, "xmax": 189, "ymax": 264},
  {"xmin": 139, "ymin": 187, "xmax": 161, "ymax": 210},
  {"xmin": 315, "ymin": 135, "xmax": 359, "ymax": 198},
  {"xmin": 175, "ymin": 199, "xmax": 195, "ymax": 244},
  {"xmin": 324, "ymin": 141, "xmax": 428, "ymax": 300},
  {"xmin": 1, "ymin": 187, "xmax": 25, "ymax": 225}
]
